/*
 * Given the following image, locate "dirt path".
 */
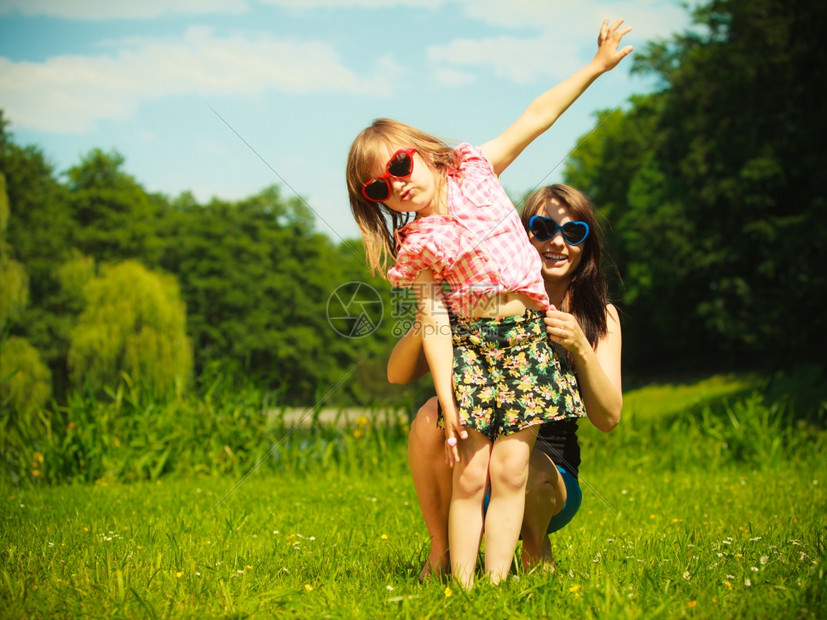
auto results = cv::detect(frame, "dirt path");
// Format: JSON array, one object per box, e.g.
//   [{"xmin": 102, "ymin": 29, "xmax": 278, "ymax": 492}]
[{"xmin": 275, "ymin": 406, "xmax": 408, "ymax": 427}]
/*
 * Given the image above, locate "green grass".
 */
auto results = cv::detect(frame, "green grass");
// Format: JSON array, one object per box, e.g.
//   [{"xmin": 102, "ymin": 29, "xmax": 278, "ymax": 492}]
[
  {"xmin": 1, "ymin": 371, "xmax": 825, "ymax": 618},
  {"xmin": 623, "ymin": 364, "xmax": 825, "ymax": 424},
  {"xmin": 622, "ymin": 374, "xmax": 757, "ymax": 421}
]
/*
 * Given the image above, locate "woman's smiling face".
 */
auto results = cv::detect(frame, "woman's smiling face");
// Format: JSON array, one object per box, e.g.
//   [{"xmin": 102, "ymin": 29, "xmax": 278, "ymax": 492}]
[{"xmin": 529, "ymin": 197, "xmax": 584, "ymax": 285}]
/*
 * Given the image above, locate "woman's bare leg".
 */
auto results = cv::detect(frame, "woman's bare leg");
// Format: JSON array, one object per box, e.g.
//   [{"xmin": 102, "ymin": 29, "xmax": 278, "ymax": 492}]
[
  {"xmin": 407, "ymin": 397, "xmax": 453, "ymax": 579},
  {"xmin": 520, "ymin": 448, "xmax": 566, "ymax": 570},
  {"xmin": 484, "ymin": 426, "xmax": 538, "ymax": 584}
]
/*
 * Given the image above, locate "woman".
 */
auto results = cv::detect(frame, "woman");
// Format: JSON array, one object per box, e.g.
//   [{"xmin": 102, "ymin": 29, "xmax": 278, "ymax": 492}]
[{"xmin": 388, "ymin": 184, "xmax": 623, "ymax": 579}]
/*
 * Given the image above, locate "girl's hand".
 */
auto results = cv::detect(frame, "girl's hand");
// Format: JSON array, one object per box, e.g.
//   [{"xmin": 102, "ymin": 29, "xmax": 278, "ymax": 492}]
[
  {"xmin": 441, "ymin": 403, "xmax": 467, "ymax": 468},
  {"xmin": 593, "ymin": 18, "xmax": 634, "ymax": 73},
  {"xmin": 544, "ymin": 307, "xmax": 590, "ymax": 359}
]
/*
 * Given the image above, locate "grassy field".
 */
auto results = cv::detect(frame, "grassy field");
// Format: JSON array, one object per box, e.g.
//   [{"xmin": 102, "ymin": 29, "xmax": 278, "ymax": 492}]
[{"xmin": 1, "ymin": 371, "xmax": 825, "ymax": 618}]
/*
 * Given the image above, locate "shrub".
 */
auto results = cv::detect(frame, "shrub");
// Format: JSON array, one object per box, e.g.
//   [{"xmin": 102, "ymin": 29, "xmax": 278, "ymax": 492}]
[
  {"xmin": 68, "ymin": 260, "xmax": 192, "ymax": 398},
  {"xmin": 0, "ymin": 335, "xmax": 52, "ymax": 418}
]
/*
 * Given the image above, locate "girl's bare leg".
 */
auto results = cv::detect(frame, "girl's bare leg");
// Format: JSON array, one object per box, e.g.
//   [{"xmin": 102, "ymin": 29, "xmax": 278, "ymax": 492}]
[
  {"xmin": 407, "ymin": 397, "xmax": 453, "ymax": 580},
  {"xmin": 520, "ymin": 448, "xmax": 566, "ymax": 570},
  {"xmin": 484, "ymin": 426, "xmax": 538, "ymax": 584},
  {"xmin": 449, "ymin": 429, "xmax": 492, "ymax": 589}
]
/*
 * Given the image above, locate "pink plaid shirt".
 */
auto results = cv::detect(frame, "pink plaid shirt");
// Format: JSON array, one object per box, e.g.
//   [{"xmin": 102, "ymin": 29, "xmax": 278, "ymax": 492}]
[{"xmin": 387, "ymin": 143, "xmax": 550, "ymax": 315}]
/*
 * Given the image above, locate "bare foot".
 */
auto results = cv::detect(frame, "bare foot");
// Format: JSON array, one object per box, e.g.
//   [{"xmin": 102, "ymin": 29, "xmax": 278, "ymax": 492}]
[
  {"xmin": 535, "ymin": 557, "xmax": 558, "ymax": 574},
  {"xmin": 522, "ymin": 537, "xmax": 556, "ymax": 573},
  {"xmin": 419, "ymin": 550, "xmax": 450, "ymax": 582}
]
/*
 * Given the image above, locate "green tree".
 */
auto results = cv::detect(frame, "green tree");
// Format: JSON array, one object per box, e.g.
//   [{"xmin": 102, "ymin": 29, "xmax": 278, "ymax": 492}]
[
  {"xmin": 635, "ymin": 0, "xmax": 827, "ymax": 363},
  {"xmin": 0, "ymin": 171, "xmax": 52, "ymax": 416},
  {"xmin": 68, "ymin": 260, "xmax": 192, "ymax": 396},
  {"xmin": 564, "ymin": 96, "xmax": 665, "ymax": 308},
  {"xmin": 0, "ymin": 110, "xmax": 434, "ymax": 404},
  {"xmin": 0, "ymin": 113, "xmax": 76, "ymax": 394},
  {"xmin": 0, "ymin": 173, "xmax": 28, "ymax": 332},
  {"xmin": 157, "ymin": 186, "xmax": 387, "ymax": 403},
  {"xmin": 566, "ymin": 0, "xmax": 827, "ymax": 369},
  {"xmin": 0, "ymin": 336, "xmax": 52, "ymax": 420},
  {"xmin": 0, "ymin": 112, "xmax": 74, "ymax": 305},
  {"xmin": 66, "ymin": 149, "xmax": 165, "ymax": 265}
]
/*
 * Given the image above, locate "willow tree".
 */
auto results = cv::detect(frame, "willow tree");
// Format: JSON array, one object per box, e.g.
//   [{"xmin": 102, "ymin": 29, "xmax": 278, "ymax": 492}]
[
  {"xmin": 1, "ymin": 172, "xmax": 53, "ymax": 416},
  {"xmin": 0, "ymin": 173, "xmax": 27, "ymax": 332},
  {"xmin": 0, "ymin": 336, "xmax": 52, "ymax": 419},
  {"xmin": 68, "ymin": 260, "xmax": 192, "ymax": 396}
]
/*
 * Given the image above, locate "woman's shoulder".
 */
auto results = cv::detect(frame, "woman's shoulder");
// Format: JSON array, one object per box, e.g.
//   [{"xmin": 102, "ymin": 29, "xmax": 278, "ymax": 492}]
[
  {"xmin": 605, "ymin": 303, "xmax": 621, "ymax": 326},
  {"xmin": 592, "ymin": 303, "xmax": 622, "ymax": 355}
]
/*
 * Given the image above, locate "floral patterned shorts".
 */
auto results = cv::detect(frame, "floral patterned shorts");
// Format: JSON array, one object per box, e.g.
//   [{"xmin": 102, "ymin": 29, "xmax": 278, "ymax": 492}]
[{"xmin": 449, "ymin": 309, "xmax": 585, "ymax": 441}]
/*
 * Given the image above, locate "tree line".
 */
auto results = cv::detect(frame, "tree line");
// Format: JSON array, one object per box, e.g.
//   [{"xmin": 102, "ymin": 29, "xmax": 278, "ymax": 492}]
[
  {"xmin": 1, "ymin": 0, "xmax": 824, "ymax": 417},
  {"xmin": 0, "ymin": 132, "xmax": 411, "ymax": 412},
  {"xmin": 563, "ymin": 0, "xmax": 826, "ymax": 377}
]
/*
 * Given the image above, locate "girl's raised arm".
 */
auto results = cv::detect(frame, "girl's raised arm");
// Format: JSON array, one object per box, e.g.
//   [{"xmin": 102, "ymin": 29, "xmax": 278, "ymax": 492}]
[{"xmin": 480, "ymin": 18, "xmax": 633, "ymax": 176}]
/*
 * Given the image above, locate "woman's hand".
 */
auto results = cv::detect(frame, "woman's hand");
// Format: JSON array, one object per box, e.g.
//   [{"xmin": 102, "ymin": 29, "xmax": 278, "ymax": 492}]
[
  {"xmin": 592, "ymin": 18, "xmax": 634, "ymax": 73},
  {"xmin": 545, "ymin": 304, "xmax": 623, "ymax": 433},
  {"xmin": 544, "ymin": 307, "xmax": 590, "ymax": 359}
]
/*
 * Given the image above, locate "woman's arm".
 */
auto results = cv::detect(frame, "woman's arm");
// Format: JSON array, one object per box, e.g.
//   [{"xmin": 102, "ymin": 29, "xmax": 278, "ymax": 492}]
[
  {"xmin": 544, "ymin": 304, "xmax": 622, "ymax": 432},
  {"xmin": 480, "ymin": 18, "xmax": 633, "ymax": 175},
  {"xmin": 387, "ymin": 318, "xmax": 430, "ymax": 384}
]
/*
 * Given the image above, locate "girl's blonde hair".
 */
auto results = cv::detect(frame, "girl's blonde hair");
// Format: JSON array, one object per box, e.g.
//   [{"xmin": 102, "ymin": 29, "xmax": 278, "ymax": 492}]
[{"xmin": 346, "ymin": 118, "xmax": 457, "ymax": 276}]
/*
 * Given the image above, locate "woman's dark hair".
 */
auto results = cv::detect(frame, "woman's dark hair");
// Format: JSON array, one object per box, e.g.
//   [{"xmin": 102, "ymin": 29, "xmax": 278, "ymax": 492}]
[{"xmin": 520, "ymin": 184, "xmax": 611, "ymax": 348}]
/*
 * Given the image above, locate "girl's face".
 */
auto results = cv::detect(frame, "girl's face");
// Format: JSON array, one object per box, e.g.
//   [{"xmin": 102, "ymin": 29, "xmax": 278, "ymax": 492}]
[
  {"xmin": 529, "ymin": 198, "xmax": 584, "ymax": 285},
  {"xmin": 368, "ymin": 145, "xmax": 441, "ymax": 217}
]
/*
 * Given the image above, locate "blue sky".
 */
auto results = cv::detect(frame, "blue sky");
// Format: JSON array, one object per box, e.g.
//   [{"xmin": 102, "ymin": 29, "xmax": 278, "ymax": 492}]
[{"xmin": 0, "ymin": 0, "xmax": 693, "ymax": 242}]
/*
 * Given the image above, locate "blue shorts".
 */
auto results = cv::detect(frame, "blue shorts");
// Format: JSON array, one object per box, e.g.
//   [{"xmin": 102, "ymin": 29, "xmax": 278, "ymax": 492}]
[
  {"xmin": 547, "ymin": 466, "xmax": 582, "ymax": 533},
  {"xmin": 483, "ymin": 465, "xmax": 582, "ymax": 534}
]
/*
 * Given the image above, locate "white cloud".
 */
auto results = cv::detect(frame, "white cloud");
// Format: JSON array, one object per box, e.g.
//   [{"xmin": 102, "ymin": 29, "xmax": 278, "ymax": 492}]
[
  {"xmin": 0, "ymin": 0, "xmax": 688, "ymax": 37},
  {"xmin": 0, "ymin": 27, "xmax": 391, "ymax": 132},
  {"xmin": 257, "ymin": 0, "xmax": 445, "ymax": 8},
  {"xmin": 0, "ymin": 0, "xmax": 452, "ymax": 19},
  {"xmin": 427, "ymin": 1, "xmax": 691, "ymax": 86},
  {"xmin": 454, "ymin": 0, "xmax": 689, "ymax": 38},
  {"xmin": 0, "ymin": 0, "xmax": 249, "ymax": 20},
  {"xmin": 428, "ymin": 33, "xmax": 581, "ymax": 84},
  {"xmin": 456, "ymin": 0, "xmax": 576, "ymax": 29},
  {"xmin": 432, "ymin": 67, "xmax": 476, "ymax": 87}
]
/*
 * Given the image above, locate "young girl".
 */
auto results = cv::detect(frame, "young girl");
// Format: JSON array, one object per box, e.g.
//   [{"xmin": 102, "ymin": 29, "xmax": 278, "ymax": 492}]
[{"xmin": 346, "ymin": 19, "xmax": 632, "ymax": 588}]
